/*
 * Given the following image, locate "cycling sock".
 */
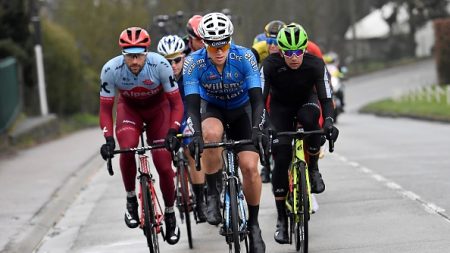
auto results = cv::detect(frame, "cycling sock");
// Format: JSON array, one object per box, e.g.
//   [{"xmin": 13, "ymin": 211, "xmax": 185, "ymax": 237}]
[
  {"xmin": 193, "ymin": 183, "xmax": 205, "ymax": 202},
  {"xmin": 308, "ymin": 154, "xmax": 319, "ymax": 171},
  {"xmin": 126, "ymin": 191, "xmax": 136, "ymax": 198},
  {"xmin": 206, "ymin": 172, "xmax": 219, "ymax": 196},
  {"xmin": 275, "ymin": 199, "xmax": 286, "ymax": 217},
  {"xmin": 247, "ymin": 204, "xmax": 260, "ymax": 226}
]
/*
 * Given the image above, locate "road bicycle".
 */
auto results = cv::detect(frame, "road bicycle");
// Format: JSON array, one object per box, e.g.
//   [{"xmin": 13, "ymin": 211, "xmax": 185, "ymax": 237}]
[
  {"xmin": 194, "ymin": 137, "xmax": 263, "ymax": 253},
  {"xmin": 275, "ymin": 128, "xmax": 333, "ymax": 253},
  {"xmin": 171, "ymin": 134, "xmax": 204, "ymax": 249},
  {"xmin": 106, "ymin": 126, "xmax": 165, "ymax": 253}
]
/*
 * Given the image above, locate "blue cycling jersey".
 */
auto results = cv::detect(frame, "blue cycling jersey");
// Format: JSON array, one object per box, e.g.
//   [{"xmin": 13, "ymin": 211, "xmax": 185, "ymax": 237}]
[{"xmin": 183, "ymin": 43, "xmax": 261, "ymax": 109}]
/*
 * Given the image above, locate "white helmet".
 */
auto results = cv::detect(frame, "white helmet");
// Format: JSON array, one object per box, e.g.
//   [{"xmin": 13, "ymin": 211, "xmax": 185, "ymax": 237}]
[
  {"xmin": 198, "ymin": 12, "xmax": 234, "ymax": 41},
  {"xmin": 157, "ymin": 35, "xmax": 185, "ymax": 56}
]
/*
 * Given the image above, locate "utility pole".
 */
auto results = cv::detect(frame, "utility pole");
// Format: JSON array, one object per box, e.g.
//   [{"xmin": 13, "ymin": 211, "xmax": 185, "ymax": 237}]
[{"xmin": 30, "ymin": 0, "xmax": 49, "ymax": 116}]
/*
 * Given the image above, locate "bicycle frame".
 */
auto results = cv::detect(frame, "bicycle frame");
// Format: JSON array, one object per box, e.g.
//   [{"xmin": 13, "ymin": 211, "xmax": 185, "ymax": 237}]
[
  {"xmin": 200, "ymin": 139, "xmax": 252, "ymax": 253},
  {"xmin": 287, "ymin": 137, "xmax": 313, "ymax": 216},
  {"xmin": 172, "ymin": 144, "xmax": 197, "ymax": 249},
  {"xmin": 107, "ymin": 129, "xmax": 166, "ymax": 253}
]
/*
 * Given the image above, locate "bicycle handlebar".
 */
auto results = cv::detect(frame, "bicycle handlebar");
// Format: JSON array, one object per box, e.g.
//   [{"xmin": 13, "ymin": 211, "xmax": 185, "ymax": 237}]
[
  {"xmin": 193, "ymin": 139, "xmax": 254, "ymax": 172},
  {"xmin": 105, "ymin": 142, "xmax": 166, "ymax": 176},
  {"xmin": 275, "ymin": 129, "xmax": 335, "ymax": 153},
  {"xmin": 203, "ymin": 139, "xmax": 253, "ymax": 149},
  {"xmin": 111, "ymin": 142, "xmax": 166, "ymax": 154}
]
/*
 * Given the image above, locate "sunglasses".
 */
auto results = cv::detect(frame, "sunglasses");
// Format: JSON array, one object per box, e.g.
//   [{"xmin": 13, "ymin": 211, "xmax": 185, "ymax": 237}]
[
  {"xmin": 282, "ymin": 49, "xmax": 304, "ymax": 58},
  {"xmin": 167, "ymin": 57, "xmax": 183, "ymax": 64},
  {"xmin": 122, "ymin": 52, "xmax": 147, "ymax": 59},
  {"xmin": 205, "ymin": 42, "xmax": 230, "ymax": 54},
  {"xmin": 266, "ymin": 37, "xmax": 277, "ymax": 45}
]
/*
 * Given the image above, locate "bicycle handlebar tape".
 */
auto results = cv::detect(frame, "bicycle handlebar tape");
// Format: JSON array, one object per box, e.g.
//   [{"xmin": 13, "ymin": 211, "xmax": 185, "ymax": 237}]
[
  {"xmin": 107, "ymin": 157, "xmax": 114, "ymax": 176},
  {"xmin": 328, "ymin": 138, "xmax": 334, "ymax": 153},
  {"xmin": 194, "ymin": 144, "xmax": 201, "ymax": 171}
]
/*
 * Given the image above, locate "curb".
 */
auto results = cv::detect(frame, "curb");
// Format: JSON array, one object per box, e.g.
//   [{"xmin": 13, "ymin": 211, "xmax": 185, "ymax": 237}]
[{"xmin": 0, "ymin": 153, "xmax": 104, "ymax": 253}]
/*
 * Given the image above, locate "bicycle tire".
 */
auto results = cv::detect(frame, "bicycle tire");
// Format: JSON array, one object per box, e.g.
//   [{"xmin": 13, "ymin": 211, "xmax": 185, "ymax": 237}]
[
  {"xmin": 294, "ymin": 162, "xmax": 308, "ymax": 253},
  {"xmin": 229, "ymin": 178, "xmax": 241, "ymax": 253},
  {"xmin": 142, "ymin": 178, "xmax": 160, "ymax": 253},
  {"xmin": 179, "ymin": 162, "xmax": 193, "ymax": 249}
]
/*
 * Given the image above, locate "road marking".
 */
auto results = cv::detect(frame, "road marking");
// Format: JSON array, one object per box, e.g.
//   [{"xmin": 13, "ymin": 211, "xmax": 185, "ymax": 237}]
[{"xmin": 332, "ymin": 152, "xmax": 450, "ymax": 224}]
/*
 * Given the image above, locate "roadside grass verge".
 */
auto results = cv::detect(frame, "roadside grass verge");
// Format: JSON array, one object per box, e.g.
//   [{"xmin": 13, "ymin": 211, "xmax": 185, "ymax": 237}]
[{"xmin": 360, "ymin": 85, "xmax": 450, "ymax": 123}]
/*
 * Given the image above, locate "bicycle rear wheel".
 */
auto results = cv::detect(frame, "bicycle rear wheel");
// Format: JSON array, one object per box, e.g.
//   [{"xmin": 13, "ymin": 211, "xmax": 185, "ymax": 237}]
[
  {"xmin": 294, "ymin": 163, "xmax": 309, "ymax": 253},
  {"xmin": 142, "ymin": 178, "xmax": 160, "ymax": 253},
  {"xmin": 229, "ymin": 178, "xmax": 241, "ymax": 252},
  {"xmin": 178, "ymin": 163, "xmax": 193, "ymax": 249}
]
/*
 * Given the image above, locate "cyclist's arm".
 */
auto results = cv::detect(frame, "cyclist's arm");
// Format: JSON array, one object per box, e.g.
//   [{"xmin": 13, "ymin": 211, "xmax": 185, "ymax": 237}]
[
  {"xmin": 244, "ymin": 49, "xmax": 266, "ymax": 129},
  {"xmin": 182, "ymin": 55, "xmax": 202, "ymax": 136},
  {"xmin": 315, "ymin": 62, "xmax": 334, "ymax": 121},
  {"xmin": 159, "ymin": 58, "xmax": 184, "ymax": 131},
  {"xmin": 99, "ymin": 61, "xmax": 116, "ymax": 138}
]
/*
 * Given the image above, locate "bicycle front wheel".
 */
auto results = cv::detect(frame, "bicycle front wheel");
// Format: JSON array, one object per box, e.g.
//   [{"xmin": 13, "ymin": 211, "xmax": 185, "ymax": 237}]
[
  {"xmin": 294, "ymin": 162, "xmax": 309, "ymax": 253},
  {"xmin": 229, "ymin": 178, "xmax": 241, "ymax": 253},
  {"xmin": 142, "ymin": 178, "xmax": 160, "ymax": 253},
  {"xmin": 178, "ymin": 162, "xmax": 193, "ymax": 249}
]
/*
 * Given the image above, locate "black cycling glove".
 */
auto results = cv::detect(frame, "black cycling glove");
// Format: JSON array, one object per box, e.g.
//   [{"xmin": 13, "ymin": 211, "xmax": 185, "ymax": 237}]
[
  {"xmin": 251, "ymin": 127, "xmax": 270, "ymax": 151},
  {"xmin": 323, "ymin": 118, "xmax": 339, "ymax": 142},
  {"xmin": 164, "ymin": 128, "xmax": 180, "ymax": 152},
  {"xmin": 100, "ymin": 136, "xmax": 115, "ymax": 160},
  {"xmin": 188, "ymin": 134, "xmax": 204, "ymax": 158}
]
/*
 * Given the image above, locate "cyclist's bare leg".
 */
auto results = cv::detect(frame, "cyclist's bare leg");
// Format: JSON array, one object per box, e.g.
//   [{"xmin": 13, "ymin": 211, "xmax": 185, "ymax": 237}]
[
  {"xmin": 200, "ymin": 117, "xmax": 224, "ymax": 174},
  {"xmin": 201, "ymin": 117, "xmax": 224, "ymax": 225},
  {"xmin": 238, "ymin": 151, "xmax": 261, "ymax": 205},
  {"xmin": 239, "ymin": 151, "xmax": 266, "ymax": 251}
]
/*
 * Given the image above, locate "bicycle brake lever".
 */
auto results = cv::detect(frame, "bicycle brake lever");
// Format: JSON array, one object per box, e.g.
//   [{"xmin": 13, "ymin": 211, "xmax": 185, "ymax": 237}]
[
  {"xmin": 258, "ymin": 138, "xmax": 267, "ymax": 166},
  {"xmin": 328, "ymin": 138, "xmax": 334, "ymax": 153},
  {"xmin": 194, "ymin": 144, "xmax": 201, "ymax": 171},
  {"xmin": 107, "ymin": 157, "xmax": 114, "ymax": 176}
]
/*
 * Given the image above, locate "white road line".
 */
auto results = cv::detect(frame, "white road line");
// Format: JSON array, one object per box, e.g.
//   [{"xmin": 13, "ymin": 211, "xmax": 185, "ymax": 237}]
[{"xmin": 332, "ymin": 152, "xmax": 450, "ymax": 224}]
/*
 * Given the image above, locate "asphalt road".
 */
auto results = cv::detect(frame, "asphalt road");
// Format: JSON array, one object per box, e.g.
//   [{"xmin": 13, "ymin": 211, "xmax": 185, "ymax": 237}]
[{"xmin": 2, "ymin": 59, "xmax": 449, "ymax": 253}]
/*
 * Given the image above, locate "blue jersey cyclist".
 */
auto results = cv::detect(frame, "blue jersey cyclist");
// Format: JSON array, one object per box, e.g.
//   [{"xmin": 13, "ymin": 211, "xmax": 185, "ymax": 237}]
[{"xmin": 183, "ymin": 12, "xmax": 267, "ymax": 253}]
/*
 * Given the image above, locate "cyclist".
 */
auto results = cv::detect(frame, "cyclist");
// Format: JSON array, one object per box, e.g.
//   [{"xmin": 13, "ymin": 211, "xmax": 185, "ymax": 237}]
[
  {"xmin": 183, "ymin": 15, "xmax": 204, "ymax": 55},
  {"xmin": 183, "ymin": 12, "xmax": 267, "ymax": 252},
  {"xmin": 261, "ymin": 24, "xmax": 339, "ymax": 244},
  {"xmin": 99, "ymin": 27, "xmax": 183, "ymax": 245},
  {"xmin": 251, "ymin": 20, "xmax": 285, "ymax": 64},
  {"xmin": 157, "ymin": 35, "xmax": 207, "ymax": 222}
]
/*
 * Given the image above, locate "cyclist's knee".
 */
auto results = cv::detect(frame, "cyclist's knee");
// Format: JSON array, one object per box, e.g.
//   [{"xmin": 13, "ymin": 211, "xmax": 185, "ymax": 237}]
[{"xmin": 202, "ymin": 119, "xmax": 223, "ymax": 142}]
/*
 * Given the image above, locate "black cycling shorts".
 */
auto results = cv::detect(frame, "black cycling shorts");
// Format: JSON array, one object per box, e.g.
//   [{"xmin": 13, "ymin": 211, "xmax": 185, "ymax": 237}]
[{"xmin": 201, "ymin": 100, "xmax": 257, "ymax": 153}]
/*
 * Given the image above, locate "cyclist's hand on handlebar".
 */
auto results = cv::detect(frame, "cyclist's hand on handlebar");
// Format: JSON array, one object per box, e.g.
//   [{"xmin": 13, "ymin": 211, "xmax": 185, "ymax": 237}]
[
  {"xmin": 100, "ymin": 136, "xmax": 115, "ymax": 160},
  {"xmin": 188, "ymin": 134, "xmax": 204, "ymax": 157},
  {"xmin": 323, "ymin": 118, "xmax": 339, "ymax": 142},
  {"xmin": 251, "ymin": 127, "xmax": 270, "ymax": 150},
  {"xmin": 164, "ymin": 128, "xmax": 180, "ymax": 152}
]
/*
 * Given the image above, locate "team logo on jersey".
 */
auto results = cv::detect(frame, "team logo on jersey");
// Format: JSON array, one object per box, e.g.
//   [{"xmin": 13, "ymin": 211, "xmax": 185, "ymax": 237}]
[
  {"xmin": 207, "ymin": 72, "xmax": 218, "ymax": 80},
  {"xmin": 143, "ymin": 79, "xmax": 153, "ymax": 85},
  {"xmin": 104, "ymin": 67, "xmax": 111, "ymax": 74},
  {"xmin": 101, "ymin": 82, "xmax": 110, "ymax": 93},
  {"xmin": 121, "ymin": 86, "xmax": 161, "ymax": 98}
]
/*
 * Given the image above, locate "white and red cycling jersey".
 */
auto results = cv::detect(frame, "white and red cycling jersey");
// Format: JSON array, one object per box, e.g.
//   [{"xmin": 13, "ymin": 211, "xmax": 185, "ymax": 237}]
[
  {"xmin": 99, "ymin": 52, "xmax": 183, "ymax": 138},
  {"xmin": 99, "ymin": 52, "xmax": 183, "ymax": 205}
]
